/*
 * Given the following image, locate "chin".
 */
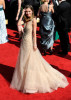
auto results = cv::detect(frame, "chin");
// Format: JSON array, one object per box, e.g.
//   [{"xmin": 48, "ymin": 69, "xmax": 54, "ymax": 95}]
[{"xmin": 28, "ymin": 16, "xmax": 31, "ymax": 18}]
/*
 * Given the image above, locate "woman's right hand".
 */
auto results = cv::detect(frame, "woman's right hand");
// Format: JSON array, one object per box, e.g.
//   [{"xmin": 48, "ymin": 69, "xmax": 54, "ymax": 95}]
[{"xmin": 22, "ymin": 9, "xmax": 25, "ymax": 15}]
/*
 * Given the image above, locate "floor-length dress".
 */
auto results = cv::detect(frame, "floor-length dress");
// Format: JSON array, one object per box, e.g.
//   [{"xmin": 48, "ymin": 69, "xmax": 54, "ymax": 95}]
[
  {"xmin": 0, "ymin": 5, "xmax": 8, "ymax": 44},
  {"xmin": 40, "ymin": 5, "xmax": 55, "ymax": 50},
  {"xmin": 10, "ymin": 20, "xmax": 69, "ymax": 93}
]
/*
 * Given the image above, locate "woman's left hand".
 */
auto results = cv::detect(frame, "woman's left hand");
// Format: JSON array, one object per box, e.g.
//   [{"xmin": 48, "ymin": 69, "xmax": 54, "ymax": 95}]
[
  {"xmin": 33, "ymin": 46, "xmax": 37, "ymax": 51},
  {"xmin": 16, "ymin": 16, "xmax": 18, "ymax": 21}
]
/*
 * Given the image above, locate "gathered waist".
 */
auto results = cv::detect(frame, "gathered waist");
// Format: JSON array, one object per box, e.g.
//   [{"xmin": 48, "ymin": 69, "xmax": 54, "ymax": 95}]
[{"xmin": 0, "ymin": 7, "xmax": 3, "ymax": 11}]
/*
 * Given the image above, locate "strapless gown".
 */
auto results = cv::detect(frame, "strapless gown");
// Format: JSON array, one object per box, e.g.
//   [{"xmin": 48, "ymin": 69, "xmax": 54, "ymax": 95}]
[
  {"xmin": 10, "ymin": 20, "xmax": 69, "ymax": 93},
  {"xmin": 0, "ymin": 5, "xmax": 8, "ymax": 44}
]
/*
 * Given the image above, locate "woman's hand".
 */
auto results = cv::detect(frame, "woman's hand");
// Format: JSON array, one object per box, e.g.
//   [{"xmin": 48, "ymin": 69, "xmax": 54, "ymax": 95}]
[
  {"xmin": 33, "ymin": 45, "xmax": 37, "ymax": 51},
  {"xmin": 16, "ymin": 16, "xmax": 18, "ymax": 21}
]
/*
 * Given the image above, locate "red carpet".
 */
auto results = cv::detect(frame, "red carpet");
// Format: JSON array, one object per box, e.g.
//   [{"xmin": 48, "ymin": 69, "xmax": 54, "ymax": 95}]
[{"xmin": 0, "ymin": 28, "xmax": 71, "ymax": 100}]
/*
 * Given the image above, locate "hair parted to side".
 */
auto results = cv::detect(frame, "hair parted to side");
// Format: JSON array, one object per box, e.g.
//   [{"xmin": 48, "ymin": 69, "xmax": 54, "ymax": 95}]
[{"xmin": 24, "ymin": 5, "xmax": 34, "ymax": 22}]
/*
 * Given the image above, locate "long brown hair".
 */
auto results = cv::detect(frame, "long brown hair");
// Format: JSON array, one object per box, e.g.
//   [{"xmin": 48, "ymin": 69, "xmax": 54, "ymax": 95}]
[{"xmin": 24, "ymin": 5, "xmax": 34, "ymax": 22}]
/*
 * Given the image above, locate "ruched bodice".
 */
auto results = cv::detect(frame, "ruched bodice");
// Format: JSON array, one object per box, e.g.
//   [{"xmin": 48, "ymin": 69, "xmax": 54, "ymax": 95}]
[
  {"xmin": 21, "ymin": 20, "xmax": 33, "ymax": 50},
  {"xmin": 23, "ymin": 20, "xmax": 32, "ymax": 38},
  {"xmin": 40, "ymin": 11, "xmax": 52, "ymax": 18}
]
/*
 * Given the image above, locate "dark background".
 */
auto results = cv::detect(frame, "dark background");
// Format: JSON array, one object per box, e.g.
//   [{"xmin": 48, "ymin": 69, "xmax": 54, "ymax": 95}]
[{"xmin": 5, "ymin": 0, "xmax": 71, "ymax": 28}]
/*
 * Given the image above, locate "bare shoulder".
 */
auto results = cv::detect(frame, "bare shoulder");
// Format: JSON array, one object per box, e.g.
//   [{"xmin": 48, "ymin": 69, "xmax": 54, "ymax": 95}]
[
  {"xmin": 39, "ymin": 4, "xmax": 45, "ymax": 9},
  {"xmin": 49, "ymin": 4, "xmax": 54, "ymax": 8}
]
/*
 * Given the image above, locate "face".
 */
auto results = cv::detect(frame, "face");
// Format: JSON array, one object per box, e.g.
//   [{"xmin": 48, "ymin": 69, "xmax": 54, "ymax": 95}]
[{"xmin": 25, "ymin": 8, "xmax": 33, "ymax": 18}]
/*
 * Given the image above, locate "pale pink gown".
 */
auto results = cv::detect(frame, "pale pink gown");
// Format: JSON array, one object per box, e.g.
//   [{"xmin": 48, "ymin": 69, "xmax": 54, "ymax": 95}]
[{"xmin": 10, "ymin": 20, "xmax": 69, "ymax": 93}]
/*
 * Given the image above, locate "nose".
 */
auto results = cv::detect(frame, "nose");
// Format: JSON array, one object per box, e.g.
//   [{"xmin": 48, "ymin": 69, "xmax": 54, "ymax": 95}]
[{"xmin": 27, "ymin": 11, "xmax": 29, "ymax": 15}]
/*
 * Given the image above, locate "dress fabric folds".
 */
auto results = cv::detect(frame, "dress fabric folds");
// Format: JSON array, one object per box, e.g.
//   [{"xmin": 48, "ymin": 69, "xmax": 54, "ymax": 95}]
[
  {"xmin": 40, "ymin": 11, "xmax": 55, "ymax": 50},
  {"xmin": 10, "ymin": 20, "xmax": 69, "ymax": 93}
]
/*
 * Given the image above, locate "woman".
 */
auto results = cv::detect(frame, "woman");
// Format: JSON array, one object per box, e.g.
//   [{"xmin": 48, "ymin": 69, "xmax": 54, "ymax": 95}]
[
  {"xmin": 10, "ymin": 5, "xmax": 69, "ymax": 94},
  {"xmin": 37, "ymin": 0, "xmax": 55, "ymax": 55},
  {"xmin": 0, "ymin": 0, "xmax": 8, "ymax": 44},
  {"xmin": 32, "ymin": 0, "xmax": 40, "ymax": 16},
  {"xmin": 9, "ymin": 0, "xmax": 22, "ymax": 30},
  {"xmin": 16, "ymin": 0, "xmax": 22, "ymax": 40},
  {"xmin": 16, "ymin": 0, "xmax": 22, "ymax": 21}
]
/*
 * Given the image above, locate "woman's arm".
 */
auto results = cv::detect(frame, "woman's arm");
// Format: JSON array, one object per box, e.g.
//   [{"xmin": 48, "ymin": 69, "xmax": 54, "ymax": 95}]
[
  {"xmin": 3, "ymin": 0, "xmax": 5, "ymax": 10},
  {"xmin": 17, "ymin": 9, "xmax": 25, "ymax": 26},
  {"xmin": 37, "ymin": 7, "xmax": 41, "ymax": 17},
  {"xmin": 16, "ymin": 0, "xmax": 21, "ymax": 21},
  {"xmin": 51, "ymin": 3, "xmax": 54, "ymax": 13},
  {"xmin": 32, "ymin": 18, "xmax": 37, "ymax": 51}
]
